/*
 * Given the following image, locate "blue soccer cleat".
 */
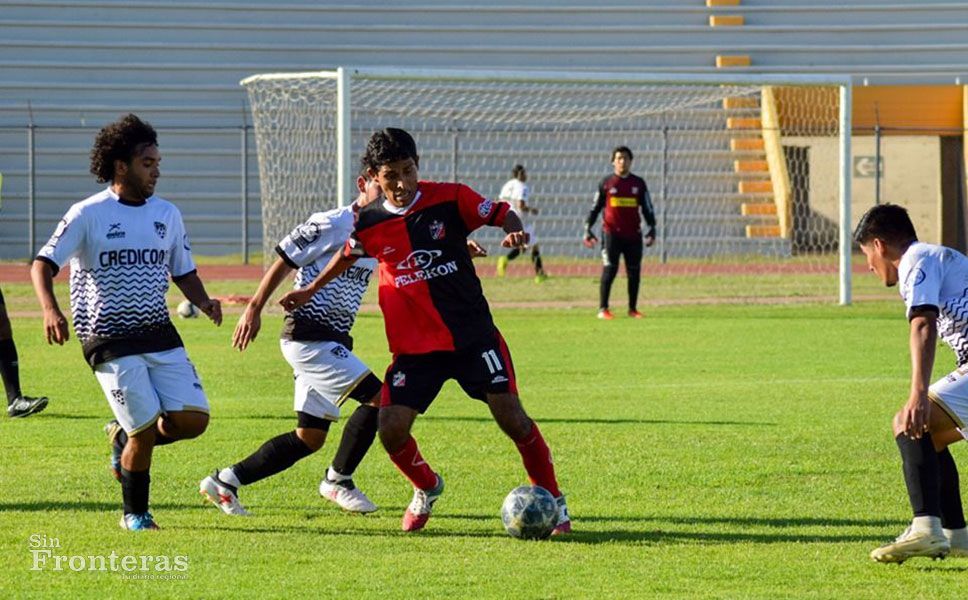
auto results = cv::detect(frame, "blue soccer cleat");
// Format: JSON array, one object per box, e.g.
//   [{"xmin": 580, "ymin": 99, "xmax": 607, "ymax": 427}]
[{"xmin": 119, "ymin": 512, "xmax": 160, "ymax": 531}]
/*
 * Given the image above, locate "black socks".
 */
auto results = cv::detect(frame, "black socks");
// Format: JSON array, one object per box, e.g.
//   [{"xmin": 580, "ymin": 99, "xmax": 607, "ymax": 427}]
[
  {"xmin": 232, "ymin": 431, "xmax": 315, "ymax": 486},
  {"xmin": 331, "ymin": 404, "xmax": 379, "ymax": 477},
  {"xmin": 896, "ymin": 432, "xmax": 942, "ymax": 518}
]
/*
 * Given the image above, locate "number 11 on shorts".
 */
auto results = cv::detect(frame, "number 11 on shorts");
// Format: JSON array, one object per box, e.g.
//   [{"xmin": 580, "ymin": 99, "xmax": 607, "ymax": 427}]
[{"xmin": 482, "ymin": 349, "xmax": 503, "ymax": 374}]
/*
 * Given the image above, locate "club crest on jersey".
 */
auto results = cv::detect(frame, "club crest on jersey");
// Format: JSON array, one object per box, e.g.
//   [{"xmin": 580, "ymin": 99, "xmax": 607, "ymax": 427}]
[
  {"xmin": 392, "ymin": 372, "xmax": 406, "ymax": 387},
  {"xmin": 154, "ymin": 221, "xmax": 167, "ymax": 239},
  {"xmin": 632, "ymin": 186, "xmax": 639, "ymax": 194},
  {"xmin": 110, "ymin": 389, "xmax": 125, "ymax": 405},
  {"xmin": 106, "ymin": 223, "xmax": 125, "ymax": 240},
  {"xmin": 477, "ymin": 198, "xmax": 494, "ymax": 218},
  {"xmin": 330, "ymin": 345, "xmax": 350, "ymax": 360},
  {"xmin": 609, "ymin": 187, "xmax": 618, "ymax": 194},
  {"xmin": 429, "ymin": 220, "xmax": 446, "ymax": 240}
]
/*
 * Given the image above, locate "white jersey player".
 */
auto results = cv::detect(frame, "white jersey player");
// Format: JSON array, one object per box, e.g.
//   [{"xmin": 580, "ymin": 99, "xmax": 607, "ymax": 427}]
[
  {"xmin": 495, "ymin": 165, "xmax": 546, "ymax": 282},
  {"xmin": 200, "ymin": 173, "xmax": 384, "ymax": 516},
  {"xmin": 31, "ymin": 114, "xmax": 223, "ymax": 532},
  {"xmin": 854, "ymin": 203, "xmax": 968, "ymax": 563}
]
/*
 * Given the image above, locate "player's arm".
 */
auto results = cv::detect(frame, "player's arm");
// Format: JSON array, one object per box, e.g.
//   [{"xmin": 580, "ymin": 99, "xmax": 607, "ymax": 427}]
[
  {"xmin": 901, "ymin": 307, "xmax": 939, "ymax": 438},
  {"xmin": 583, "ymin": 179, "xmax": 606, "ymax": 247},
  {"xmin": 500, "ymin": 209, "xmax": 528, "ymax": 248},
  {"xmin": 278, "ymin": 249, "xmax": 357, "ymax": 312},
  {"xmin": 232, "ymin": 257, "xmax": 293, "ymax": 351},
  {"xmin": 173, "ymin": 273, "xmax": 222, "ymax": 327},
  {"xmin": 29, "ymin": 259, "xmax": 69, "ymax": 345},
  {"xmin": 640, "ymin": 183, "xmax": 656, "ymax": 247}
]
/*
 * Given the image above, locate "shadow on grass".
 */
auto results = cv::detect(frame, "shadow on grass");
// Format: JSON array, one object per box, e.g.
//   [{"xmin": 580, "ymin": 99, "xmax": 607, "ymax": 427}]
[
  {"xmin": 0, "ymin": 501, "xmax": 204, "ymax": 512},
  {"xmin": 411, "ymin": 416, "xmax": 775, "ymax": 427}
]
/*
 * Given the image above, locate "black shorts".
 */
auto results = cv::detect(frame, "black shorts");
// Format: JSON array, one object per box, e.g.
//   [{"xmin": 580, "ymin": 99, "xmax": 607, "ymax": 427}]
[
  {"xmin": 602, "ymin": 233, "xmax": 643, "ymax": 269},
  {"xmin": 380, "ymin": 330, "xmax": 518, "ymax": 413}
]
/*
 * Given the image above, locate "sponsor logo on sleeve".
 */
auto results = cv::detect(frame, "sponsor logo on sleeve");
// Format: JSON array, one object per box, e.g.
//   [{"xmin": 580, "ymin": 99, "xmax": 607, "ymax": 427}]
[
  {"xmin": 477, "ymin": 198, "xmax": 494, "ymax": 218},
  {"xmin": 290, "ymin": 222, "xmax": 321, "ymax": 250}
]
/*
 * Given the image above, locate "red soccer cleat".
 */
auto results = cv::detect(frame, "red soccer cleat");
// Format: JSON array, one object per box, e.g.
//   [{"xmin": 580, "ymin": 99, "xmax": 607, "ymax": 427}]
[
  {"xmin": 551, "ymin": 495, "xmax": 571, "ymax": 536},
  {"xmin": 402, "ymin": 474, "xmax": 444, "ymax": 532},
  {"xmin": 597, "ymin": 309, "xmax": 614, "ymax": 320},
  {"xmin": 628, "ymin": 310, "xmax": 644, "ymax": 319}
]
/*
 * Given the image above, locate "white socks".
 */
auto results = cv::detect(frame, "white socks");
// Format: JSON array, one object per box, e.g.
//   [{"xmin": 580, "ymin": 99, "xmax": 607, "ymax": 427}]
[
  {"xmin": 911, "ymin": 515, "xmax": 944, "ymax": 535},
  {"xmin": 218, "ymin": 467, "xmax": 242, "ymax": 489},
  {"xmin": 326, "ymin": 466, "xmax": 352, "ymax": 483}
]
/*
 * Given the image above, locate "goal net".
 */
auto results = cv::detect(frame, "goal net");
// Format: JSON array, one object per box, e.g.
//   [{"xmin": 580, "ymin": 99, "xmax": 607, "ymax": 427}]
[{"xmin": 243, "ymin": 68, "xmax": 851, "ymax": 304}]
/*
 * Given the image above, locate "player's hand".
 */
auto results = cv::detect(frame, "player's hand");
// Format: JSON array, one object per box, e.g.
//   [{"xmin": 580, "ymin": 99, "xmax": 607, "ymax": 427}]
[
  {"xmin": 900, "ymin": 394, "xmax": 931, "ymax": 438},
  {"xmin": 279, "ymin": 288, "xmax": 314, "ymax": 312},
  {"xmin": 502, "ymin": 231, "xmax": 529, "ymax": 249},
  {"xmin": 196, "ymin": 298, "xmax": 222, "ymax": 326},
  {"xmin": 43, "ymin": 307, "xmax": 69, "ymax": 345},
  {"xmin": 232, "ymin": 307, "xmax": 261, "ymax": 351},
  {"xmin": 467, "ymin": 240, "xmax": 488, "ymax": 258},
  {"xmin": 645, "ymin": 234, "xmax": 656, "ymax": 248},
  {"xmin": 582, "ymin": 234, "xmax": 598, "ymax": 249}
]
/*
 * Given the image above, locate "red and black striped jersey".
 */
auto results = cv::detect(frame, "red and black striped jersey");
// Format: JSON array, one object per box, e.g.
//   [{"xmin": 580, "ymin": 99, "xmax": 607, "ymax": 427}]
[
  {"xmin": 344, "ymin": 181, "xmax": 510, "ymax": 356},
  {"xmin": 586, "ymin": 173, "xmax": 655, "ymax": 239}
]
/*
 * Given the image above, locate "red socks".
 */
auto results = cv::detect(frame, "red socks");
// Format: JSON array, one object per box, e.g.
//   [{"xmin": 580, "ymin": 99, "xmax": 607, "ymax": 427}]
[
  {"xmin": 388, "ymin": 435, "xmax": 438, "ymax": 490},
  {"xmin": 514, "ymin": 421, "xmax": 561, "ymax": 497}
]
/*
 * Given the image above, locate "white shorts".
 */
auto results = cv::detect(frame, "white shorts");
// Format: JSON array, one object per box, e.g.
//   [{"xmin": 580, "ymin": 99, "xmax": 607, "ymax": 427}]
[
  {"xmin": 280, "ymin": 339, "xmax": 374, "ymax": 422},
  {"xmin": 929, "ymin": 367, "xmax": 968, "ymax": 440},
  {"xmin": 523, "ymin": 223, "xmax": 537, "ymax": 247},
  {"xmin": 93, "ymin": 347, "xmax": 209, "ymax": 435}
]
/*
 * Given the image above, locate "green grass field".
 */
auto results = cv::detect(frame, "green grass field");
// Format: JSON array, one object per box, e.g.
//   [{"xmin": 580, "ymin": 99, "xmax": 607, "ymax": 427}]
[{"xmin": 0, "ymin": 281, "xmax": 965, "ymax": 598}]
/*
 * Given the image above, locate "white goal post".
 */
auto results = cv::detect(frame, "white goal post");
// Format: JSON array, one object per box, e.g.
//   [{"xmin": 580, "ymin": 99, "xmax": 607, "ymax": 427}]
[{"xmin": 242, "ymin": 67, "xmax": 853, "ymax": 304}]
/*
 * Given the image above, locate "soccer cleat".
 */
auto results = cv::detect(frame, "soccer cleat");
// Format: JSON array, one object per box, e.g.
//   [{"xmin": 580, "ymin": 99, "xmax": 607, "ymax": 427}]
[
  {"xmin": 944, "ymin": 529, "xmax": 968, "ymax": 558},
  {"xmin": 870, "ymin": 526, "xmax": 949, "ymax": 563},
  {"xmin": 402, "ymin": 474, "xmax": 444, "ymax": 532},
  {"xmin": 496, "ymin": 256, "xmax": 509, "ymax": 277},
  {"xmin": 628, "ymin": 310, "xmax": 644, "ymax": 319},
  {"xmin": 597, "ymin": 309, "xmax": 614, "ymax": 320},
  {"xmin": 104, "ymin": 419, "xmax": 124, "ymax": 482},
  {"xmin": 119, "ymin": 512, "xmax": 160, "ymax": 531},
  {"xmin": 551, "ymin": 495, "xmax": 572, "ymax": 536},
  {"xmin": 7, "ymin": 395, "xmax": 48, "ymax": 418},
  {"xmin": 534, "ymin": 273, "xmax": 548, "ymax": 284},
  {"xmin": 199, "ymin": 472, "xmax": 250, "ymax": 516},
  {"xmin": 319, "ymin": 477, "xmax": 378, "ymax": 513}
]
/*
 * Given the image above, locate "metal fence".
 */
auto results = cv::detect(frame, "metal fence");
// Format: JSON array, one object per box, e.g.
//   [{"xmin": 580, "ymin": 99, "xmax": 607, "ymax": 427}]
[{"xmin": 0, "ymin": 124, "xmax": 260, "ymax": 263}]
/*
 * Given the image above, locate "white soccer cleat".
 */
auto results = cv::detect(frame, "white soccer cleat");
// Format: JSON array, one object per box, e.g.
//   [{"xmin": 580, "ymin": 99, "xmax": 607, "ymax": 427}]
[
  {"xmin": 870, "ymin": 526, "xmax": 949, "ymax": 563},
  {"xmin": 402, "ymin": 474, "xmax": 444, "ymax": 532},
  {"xmin": 199, "ymin": 473, "xmax": 250, "ymax": 516},
  {"xmin": 319, "ymin": 477, "xmax": 378, "ymax": 513}
]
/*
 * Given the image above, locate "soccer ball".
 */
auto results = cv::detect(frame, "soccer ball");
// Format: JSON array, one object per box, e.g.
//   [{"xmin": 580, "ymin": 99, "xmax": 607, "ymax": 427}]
[
  {"xmin": 501, "ymin": 485, "xmax": 559, "ymax": 540},
  {"xmin": 176, "ymin": 300, "xmax": 198, "ymax": 319}
]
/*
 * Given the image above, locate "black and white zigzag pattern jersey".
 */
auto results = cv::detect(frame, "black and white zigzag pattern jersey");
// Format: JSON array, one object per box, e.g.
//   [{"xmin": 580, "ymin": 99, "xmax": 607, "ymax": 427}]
[
  {"xmin": 275, "ymin": 205, "xmax": 376, "ymax": 348},
  {"xmin": 36, "ymin": 188, "xmax": 196, "ymax": 366},
  {"xmin": 899, "ymin": 242, "xmax": 968, "ymax": 367}
]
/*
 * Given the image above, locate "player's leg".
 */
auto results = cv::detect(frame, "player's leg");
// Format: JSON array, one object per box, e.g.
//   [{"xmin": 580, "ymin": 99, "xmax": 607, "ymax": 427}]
[
  {"xmin": 497, "ymin": 248, "xmax": 519, "ymax": 277},
  {"xmin": 321, "ymin": 369, "xmax": 383, "ymax": 513},
  {"xmin": 0, "ymin": 291, "xmax": 47, "ymax": 418},
  {"xmin": 380, "ymin": 355, "xmax": 446, "ymax": 531},
  {"xmin": 598, "ymin": 234, "xmax": 620, "ymax": 319},
  {"xmin": 870, "ymin": 401, "xmax": 950, "ymax": 561},
  {"xmin": 531, "ymin": 244, "xmax": 547, "ymax": 282},
  {"xmin": 94, "ymin": 355, "xmax": 163, "ymax": 531},
  {"xmin": 926, "ymin": 378, "xmax": 968, "ymax": 556},
  {"xmin": 458, "ymin": 332, "xmax": 570, "ymax": 534},
  {"xmin": 623, "ymin": 237, "xmax": 644, "ymax": 318}
]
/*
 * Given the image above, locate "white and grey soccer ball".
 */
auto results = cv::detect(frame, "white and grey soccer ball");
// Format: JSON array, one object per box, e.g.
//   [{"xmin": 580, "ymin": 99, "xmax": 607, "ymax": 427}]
[
  {"xmin": 176, "ymin": 300, "xmax": 199, "ymax": 319},
  {"xmin": 501, "ymin": 485, "xmax": 559, "ymax": 540}
]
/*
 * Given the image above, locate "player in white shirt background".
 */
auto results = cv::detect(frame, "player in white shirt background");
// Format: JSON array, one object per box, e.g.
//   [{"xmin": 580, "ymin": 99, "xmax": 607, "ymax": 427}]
[
  {"xmin": 495, "ymin": 165, "xmax": 547, "ymax": 283},
  {"xmin": 854, "ymin": 203, "xmax": 968, "ymax": 563},
  {"xmin": 31, "ymin": 114, "xmax": 223, "ymax": 531}
]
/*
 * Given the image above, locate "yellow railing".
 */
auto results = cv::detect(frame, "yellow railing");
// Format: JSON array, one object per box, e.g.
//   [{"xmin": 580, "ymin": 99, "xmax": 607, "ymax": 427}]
[{"xmin": 760, "ymin": 86, "xmax": 793, "ymax": 239}]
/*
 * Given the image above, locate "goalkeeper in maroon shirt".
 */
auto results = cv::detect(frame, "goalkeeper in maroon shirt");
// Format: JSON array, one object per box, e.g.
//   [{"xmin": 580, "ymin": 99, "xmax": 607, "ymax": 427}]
[
  {"xmin": 279, "ymin": 128, "xmax": 570, "ymax": 535},
  {"xmin": 583, "ymin": 146, "xmax": 656, "ymax": 320}
]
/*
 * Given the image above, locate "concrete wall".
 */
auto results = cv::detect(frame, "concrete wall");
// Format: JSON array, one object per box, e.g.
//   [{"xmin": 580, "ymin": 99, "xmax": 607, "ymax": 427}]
[{"xmin": 789, "ymin": 135, "xmax": 942, "ymax": 243}]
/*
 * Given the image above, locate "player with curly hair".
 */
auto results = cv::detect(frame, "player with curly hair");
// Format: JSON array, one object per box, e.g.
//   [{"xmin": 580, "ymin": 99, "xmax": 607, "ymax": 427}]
[{"xmin": 31, "ymin": 114, "xmax": 223, "ymax": 531}]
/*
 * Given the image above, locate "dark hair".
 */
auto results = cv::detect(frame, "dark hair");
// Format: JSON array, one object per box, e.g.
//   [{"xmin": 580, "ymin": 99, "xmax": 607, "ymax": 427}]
[
  {"xmin": 89, "ymin": 114, "xmax": 158, "ymax": 183},
  {"xmin": 511, "ymin": 164, "xmax": 526, "ymax": 179},
  {"xmin": 611, "ymin": 146, "xmax": 633, "ymax": 162},
  {"xmin": 853, "ymin": 203, "xmax": 918, "ymax": 246},
  {"xmin": 361, "ymin": 128, "xmax": 419, "ymax": 172}
]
